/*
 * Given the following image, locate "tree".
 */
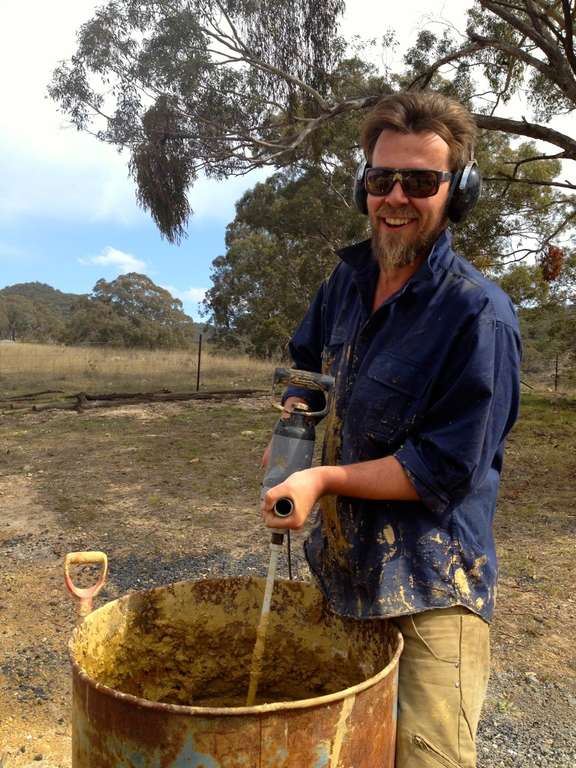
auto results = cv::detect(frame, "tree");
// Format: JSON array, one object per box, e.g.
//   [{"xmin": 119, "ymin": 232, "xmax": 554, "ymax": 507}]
[
  {"xmin": 204, "ymin": 165, "xmax": 367, "ymax": 355},
  {"xmin": 65, "ymin": 274, "xmax": 196, "ymax": 348},
  {"xmin": 50, "ymin": 0, "xmax": 575, "ymax": 246},
  {"xmin": 204, "ymin": 121, "xmax": 565, "ymax": 355},
  {"xmin": 499, "ymin": 249, "xmax": 576, "ymax": 385},
  {"xmin": 0, "ymin": 296, "xmax": 38, "ymax": 341}
]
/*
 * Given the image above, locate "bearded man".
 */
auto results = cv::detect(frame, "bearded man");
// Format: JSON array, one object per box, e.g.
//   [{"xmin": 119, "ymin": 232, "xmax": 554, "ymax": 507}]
[{"xmin": 262, "ymin": 91, "xmax": 521, "ymax": 768}]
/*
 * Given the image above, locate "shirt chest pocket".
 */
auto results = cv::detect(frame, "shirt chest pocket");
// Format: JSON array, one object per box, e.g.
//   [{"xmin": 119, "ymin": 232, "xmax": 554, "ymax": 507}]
[{"xmin": 358, "ymin": 353, "xmax": 430, "ymax": 446}]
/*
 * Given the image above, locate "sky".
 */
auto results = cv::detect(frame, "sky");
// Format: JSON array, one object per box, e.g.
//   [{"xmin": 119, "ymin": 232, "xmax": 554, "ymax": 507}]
[{"xmin": 0, "ymin": 1, "xmax": 474, "ymax": 319}]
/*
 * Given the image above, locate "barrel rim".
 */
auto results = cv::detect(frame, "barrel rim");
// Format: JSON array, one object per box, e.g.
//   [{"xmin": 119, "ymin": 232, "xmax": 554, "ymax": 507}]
[{"xmin": 69, "ymin": 575, "xmax": 404, "ymax": 716}]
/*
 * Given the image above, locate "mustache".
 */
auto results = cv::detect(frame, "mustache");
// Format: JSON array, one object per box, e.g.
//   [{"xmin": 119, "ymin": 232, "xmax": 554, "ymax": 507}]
[{"xmin": 375, "ymin": 203, "xmax": 418, "ymax": 218}]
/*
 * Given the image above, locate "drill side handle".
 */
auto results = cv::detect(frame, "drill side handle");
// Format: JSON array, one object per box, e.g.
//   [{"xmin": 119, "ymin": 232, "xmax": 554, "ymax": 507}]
[{"xmin": 272, "ymin": 367, "xmax": 335, "ymax": 417}]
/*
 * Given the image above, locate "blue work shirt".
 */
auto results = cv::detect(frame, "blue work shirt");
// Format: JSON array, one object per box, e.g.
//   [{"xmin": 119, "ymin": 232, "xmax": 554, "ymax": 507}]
[{"xmin": 286, "ymin": 230, "xmax": 521, "ymax": 622}]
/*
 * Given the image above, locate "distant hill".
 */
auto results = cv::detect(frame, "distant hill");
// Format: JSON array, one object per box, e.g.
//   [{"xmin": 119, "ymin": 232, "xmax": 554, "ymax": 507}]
[
  {"xmin": 0, "ymin": 278, "xmax": 203, "ymax": 348},
  {"xmin": 0, "ymin": 282, "xmax": 83, "ymax": 316}
]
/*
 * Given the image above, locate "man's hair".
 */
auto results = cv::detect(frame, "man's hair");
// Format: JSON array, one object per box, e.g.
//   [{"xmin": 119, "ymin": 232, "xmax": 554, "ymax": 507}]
[{"xmin": 361, "ymin": 91, "xmax": 477, "ymax": 171}]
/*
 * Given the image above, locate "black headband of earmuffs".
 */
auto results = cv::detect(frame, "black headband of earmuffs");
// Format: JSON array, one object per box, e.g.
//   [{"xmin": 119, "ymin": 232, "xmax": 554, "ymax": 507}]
[{"xmin": 353, "ymin": 158, "xmax": 482, "ymax": 223}]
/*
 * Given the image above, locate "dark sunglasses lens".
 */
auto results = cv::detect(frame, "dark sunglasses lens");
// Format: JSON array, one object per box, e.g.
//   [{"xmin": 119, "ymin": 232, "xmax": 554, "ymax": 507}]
[
  {"xmin": 365, "ymin": 170, "xmax": 394, "ymax": 196},
  {"xmin": 365, "ymin": 169, "xmax": 440, "ymax": 197},
  {"xmin": 403, "ymin": 171, "xmax": 439, "ymax": 197}
]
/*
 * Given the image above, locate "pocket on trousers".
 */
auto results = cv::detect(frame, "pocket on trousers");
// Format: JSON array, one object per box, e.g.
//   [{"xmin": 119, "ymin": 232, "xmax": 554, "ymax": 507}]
[
  {"xmin": 401, "ymin": 610, "xmax": 462, "ymax": 666},
  {"xmin": 413, "ymin": 734, "xmax": 464, "ymax": 768}
]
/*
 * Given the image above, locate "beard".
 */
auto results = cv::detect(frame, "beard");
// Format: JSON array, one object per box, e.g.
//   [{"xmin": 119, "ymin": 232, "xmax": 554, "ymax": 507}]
[
  {"xmin": 371, "ymin": 229, "xmax": 420, "ymax": 272},
  {"xmin": 370, "ymin": 204, "xmax": 445, "ymax": 273}
]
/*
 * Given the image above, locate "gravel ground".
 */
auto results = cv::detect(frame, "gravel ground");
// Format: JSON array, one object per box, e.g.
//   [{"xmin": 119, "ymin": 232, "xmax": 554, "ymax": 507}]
[{"xmin": 478, "ymin": 670, "xmax": 576, "ymax": 768}]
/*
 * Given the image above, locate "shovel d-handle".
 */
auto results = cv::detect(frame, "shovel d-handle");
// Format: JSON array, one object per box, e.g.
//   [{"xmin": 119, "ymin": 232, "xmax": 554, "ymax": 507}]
[{"xmin": 64, "ymin": 551, "xmax": 108, "ymax": 618}]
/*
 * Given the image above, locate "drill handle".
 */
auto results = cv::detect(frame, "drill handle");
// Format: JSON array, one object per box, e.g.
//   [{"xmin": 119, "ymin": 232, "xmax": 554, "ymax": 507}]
[{"xmin": 272, "ymin": 367, "xmax": 335, "ymax": 417}]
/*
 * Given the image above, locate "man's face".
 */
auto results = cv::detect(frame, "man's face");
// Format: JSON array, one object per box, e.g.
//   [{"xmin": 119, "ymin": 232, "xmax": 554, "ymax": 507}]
[{"xmin": 367, "ymin": 130, "xmax": 452, "ymax": 272}]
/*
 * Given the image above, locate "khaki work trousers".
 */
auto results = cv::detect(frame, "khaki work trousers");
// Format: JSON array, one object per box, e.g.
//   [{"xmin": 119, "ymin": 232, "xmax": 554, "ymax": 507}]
[{"xmin": 392, "ymin": 607, "xmax": 490, "ymax": 768}]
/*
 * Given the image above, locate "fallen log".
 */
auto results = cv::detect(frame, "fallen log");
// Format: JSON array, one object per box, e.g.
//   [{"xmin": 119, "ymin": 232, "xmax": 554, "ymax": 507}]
[
  {"xmin": 0, "ymin": 389, "xmax": 65, "ymax": 402},
  {"xmin": 82, "ymin": 388, "xmax": 261, "ymax": 401},
  {"xmin": 28, "ymin": 389, "xmax": 267, "ymax": 413},
  {"xmin": 78, "ymin": 390, "xmax": 266, "ymax": 409},
  {"xmin": 29, "ymin": 400, "xmax": 78, "ymax": 412}
]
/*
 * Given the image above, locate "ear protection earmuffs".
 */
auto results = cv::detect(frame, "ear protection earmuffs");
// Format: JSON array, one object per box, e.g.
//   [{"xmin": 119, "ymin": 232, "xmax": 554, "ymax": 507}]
[{"xmin": 353, "ymin": 158, "xmax": 482, "ymax": 223}]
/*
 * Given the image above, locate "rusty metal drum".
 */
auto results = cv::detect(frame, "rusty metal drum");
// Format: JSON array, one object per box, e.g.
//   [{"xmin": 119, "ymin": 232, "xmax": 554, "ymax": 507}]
[{"xmin": 69, "ymin": 576, "xmax": 402, "ymax": 767}]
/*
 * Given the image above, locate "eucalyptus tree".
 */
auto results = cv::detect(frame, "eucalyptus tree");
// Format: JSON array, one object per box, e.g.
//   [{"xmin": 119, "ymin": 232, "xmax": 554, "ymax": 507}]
[
  {"xmin": 64, "ymin": 274, "xmax": 196, "ymax": 348},
  {"xmin": 204, "ymin": 121, "xmax": 565, "ymax": 356},
  {"xmin": 50, "ymin": 0, "xmax": 575, "ymax": 253}
]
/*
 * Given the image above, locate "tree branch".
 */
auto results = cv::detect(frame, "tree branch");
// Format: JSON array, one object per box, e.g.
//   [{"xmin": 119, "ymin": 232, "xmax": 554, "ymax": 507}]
[
  {"xmin": 212, "ymin": 0, "xmax": 247, "ymax": 52},
  {"xmin": 481, "ymin": 0, "xmax": 557, "ymax": 56},
  {"xmin": 468, "ymin": 30, "xmax": 574, "ymax": 100},
  {"xmin": 561, "ymin": 0, "xmax": 576, "ymax": 75},
  {"xmin": 473, "ymin": 113, "xmax": 576, "ymax": 158},
  {"xmin": 252, "ymin": 94, "xmax": 384, "ymax": 163},
  {"xmin": 529, "ymin": 0, "xmax": 566, "ymax": 27},
  {"xmin": 484, "ymin": 175, "xmax": 576, "ymax": 190},
  {"xmin": 503, "ymin": 151, "xmax": 566, "ymax": 170},
  {"xmin": 480, "ymin": 0, "xmax": 576, "ymax": 95},
  {"xmin": 194, "ymin": 21, "xmax": 332, "ymax": 112},
  {"xmin": 490, "ymin": 41, "xmax": 525, "ymax": 115},
  {"xmin": 408, "ymin": 43, "xmax": 484, "ymax": 90}
]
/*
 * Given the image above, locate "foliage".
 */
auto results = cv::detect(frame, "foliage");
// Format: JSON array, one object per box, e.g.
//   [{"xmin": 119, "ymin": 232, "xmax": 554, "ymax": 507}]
[
  {"xmin": 204, "ymin": 166, "xmax": 367, "ymax": 356},
  {"xmin": 0, "ymin": 282, "xmax": 81, "ymax": 314},
  {"xmin": 50, "ymin": 0, "xmax": 576, "ymax": 247},
  {"xmin": 49, "ymin": 0, "xmax": 346, "ymax": 243},
  {"xmin": 0, "ymin": 282, "xmax": 80, "ymax": 342},
  {"xmin": 0, "ymin": 294, "xmax": 64, "ymax": 343},
  {"xmin": 66, "ymin": 273, "xmax": 196, "ymax": 348},
  {"xmin": 0, "ymin": 276, "xmax": 196, "ymax": 349},
  {"xmin": 204, "ymin": 117, "xmax": 565, "ymax": 355},
  {"xmin": 501, "ymin": 250, "xmax": 576, "ymax": 379}
]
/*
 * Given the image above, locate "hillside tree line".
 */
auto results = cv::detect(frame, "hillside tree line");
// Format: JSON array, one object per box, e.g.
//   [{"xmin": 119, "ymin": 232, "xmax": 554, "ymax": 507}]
[{"xmin": 0, "ymin": 274, "xmax": 196, "ymax": 349}]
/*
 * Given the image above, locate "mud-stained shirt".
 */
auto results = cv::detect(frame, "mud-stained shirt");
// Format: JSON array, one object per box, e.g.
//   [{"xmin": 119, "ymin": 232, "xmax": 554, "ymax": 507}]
[{"xmin": 285, "ymin": 230, "xmax": 521, "ymax": 622}]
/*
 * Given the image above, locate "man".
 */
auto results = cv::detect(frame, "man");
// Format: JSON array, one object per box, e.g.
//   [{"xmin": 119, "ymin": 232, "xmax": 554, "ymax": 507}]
[{"xmin": 261, "ymin": 91, "xmax": 521, "ymax": 768}]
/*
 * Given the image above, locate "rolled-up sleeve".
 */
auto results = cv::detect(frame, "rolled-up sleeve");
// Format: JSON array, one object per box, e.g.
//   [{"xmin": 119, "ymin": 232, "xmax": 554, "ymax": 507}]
[{"xmin": 395, "ymin": 315, "xmax": 521, "ymax": 515}]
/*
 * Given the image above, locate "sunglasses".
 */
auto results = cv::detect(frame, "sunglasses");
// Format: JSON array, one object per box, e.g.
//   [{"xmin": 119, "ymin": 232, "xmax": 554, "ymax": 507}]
[{"xmin": 365, "ymin": 167, "xmax": 453, "ymax": 198}]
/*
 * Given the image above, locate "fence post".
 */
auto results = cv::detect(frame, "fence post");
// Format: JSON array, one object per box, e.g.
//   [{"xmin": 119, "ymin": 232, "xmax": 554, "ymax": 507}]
[
  {"xmin": 196, "ymin": 333, "xmax": 203, "ymax": 392},
  {"xmin": 554, "ymin": 352, "xmax": 559, "ymax": 392}
]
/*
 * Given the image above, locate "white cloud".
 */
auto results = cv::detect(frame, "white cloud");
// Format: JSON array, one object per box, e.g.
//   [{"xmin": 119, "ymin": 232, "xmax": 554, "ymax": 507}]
[
  {"xmin": 161, "ymin": 285, "xmax": 208, "ymax": 317},
  {"xmin": 80, "ymin": 247, "xmax": 146, "ymax": 274},
  {"xmin": 182, "ymin": 287, "xmax": 208, "ymax": 303},
  {"xmin": 162, "ymin": 285, "xmax": 208, "ymax": 304}
]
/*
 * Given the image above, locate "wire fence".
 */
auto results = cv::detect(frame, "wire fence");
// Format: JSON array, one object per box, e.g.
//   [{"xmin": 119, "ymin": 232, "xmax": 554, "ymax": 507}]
[
  {"xmin": 521, "ymin": 351, "xmax": 576, "ymax": 394},
  {"xmin": 0, "ymin": 336, "xmax": 275, "ymax": 396}
]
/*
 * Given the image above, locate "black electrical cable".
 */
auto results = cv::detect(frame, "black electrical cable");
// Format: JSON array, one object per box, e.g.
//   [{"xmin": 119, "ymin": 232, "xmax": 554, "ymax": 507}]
[{"xmin": 287, "ymin": 530, "xmax": 293, "ymax": 580}]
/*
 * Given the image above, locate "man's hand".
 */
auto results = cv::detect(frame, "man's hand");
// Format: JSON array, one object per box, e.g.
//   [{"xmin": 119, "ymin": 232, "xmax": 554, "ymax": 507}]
[
  {"xmin": 261, "ymin": 466, "xmax": 326, "ymax": 530},
  {"xmin": 262, "ymin": 457, "xmax": 420, "ymax": 530}
]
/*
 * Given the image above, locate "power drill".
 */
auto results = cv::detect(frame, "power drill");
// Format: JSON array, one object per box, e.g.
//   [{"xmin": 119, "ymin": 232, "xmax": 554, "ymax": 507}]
[
  {"xmin": 261, "ymin": 368, "xmax": 334, "ymax": 571},
  {"xmin": 246, "ymin": 367, "xmax": 334, "ymax": 706}
]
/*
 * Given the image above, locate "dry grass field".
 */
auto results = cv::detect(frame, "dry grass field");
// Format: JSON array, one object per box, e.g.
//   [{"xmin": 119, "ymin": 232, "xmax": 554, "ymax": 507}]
[{"xmin": 0, "ymin": 342, "xmax": 274, "ymax": 396}]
